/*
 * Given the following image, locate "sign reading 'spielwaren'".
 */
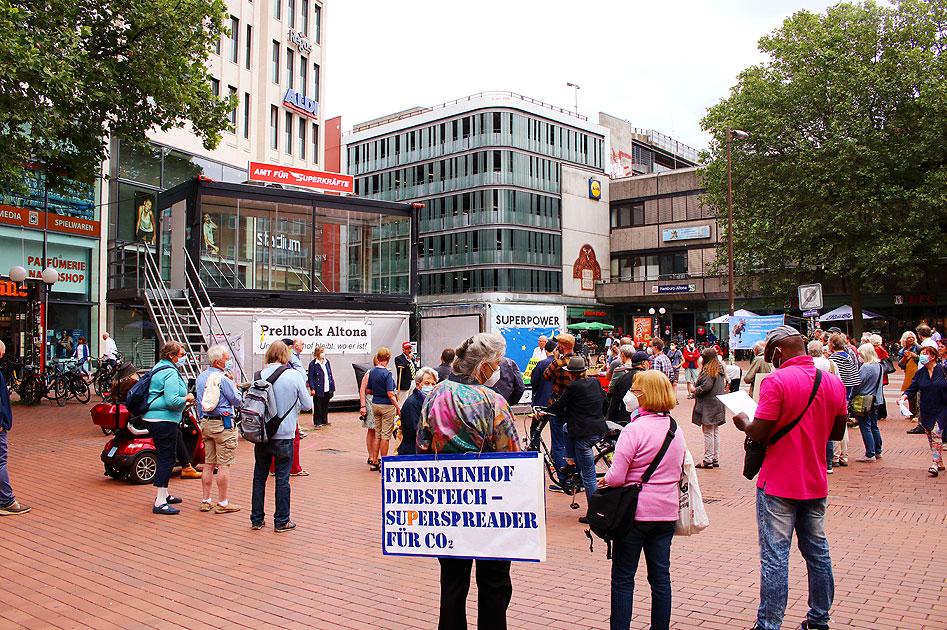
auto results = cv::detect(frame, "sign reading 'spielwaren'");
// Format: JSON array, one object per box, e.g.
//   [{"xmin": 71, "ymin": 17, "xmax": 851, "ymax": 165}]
[{"xmin": 248, "ymin": 162, "xmax": 354, "ymax": 194}]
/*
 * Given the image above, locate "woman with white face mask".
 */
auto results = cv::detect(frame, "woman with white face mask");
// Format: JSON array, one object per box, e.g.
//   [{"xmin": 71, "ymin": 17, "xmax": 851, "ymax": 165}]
[
  {"xmin": 416, "ymin": 332, "xmax": 521, "ymax": 630},
  {"xmin": 397, "ymin": 367, "xmax": 438, "ymax": 456}
]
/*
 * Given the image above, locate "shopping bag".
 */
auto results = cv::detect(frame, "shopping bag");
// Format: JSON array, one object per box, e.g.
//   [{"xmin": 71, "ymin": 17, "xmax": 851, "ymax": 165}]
[{"xmin": 675, "ymin": 449, "xmax": 710, "ymax": 536}]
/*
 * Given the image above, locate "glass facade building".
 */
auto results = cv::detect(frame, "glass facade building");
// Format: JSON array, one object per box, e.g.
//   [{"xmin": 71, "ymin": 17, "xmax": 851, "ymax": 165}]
[{"xmin": 344, "ymin": 93, "xmax": 607, "ymax": 298}]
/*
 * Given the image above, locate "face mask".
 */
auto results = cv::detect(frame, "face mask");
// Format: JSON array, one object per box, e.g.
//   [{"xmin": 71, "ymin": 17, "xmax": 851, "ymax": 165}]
[
  {"xmin": 771, "ymin": 348, "xmax": 782, "ymax": 369},
  {"xmin": 670, "ymin": 346, "xmax": 676, "ymax": 352},
  {"xmin": 688, "ymin": 343, "xmax": 695, "ymax": 349},
  {"xmin": 919, "ymin": 354, "xmax": 931, "ymax": 366},
  {"xmin": 482, "ymin": 364, "xmax": 501, "ymax": 388},
  {"xmin": 420, "ymin": 385, "xmax": 434, "ymax": 396},
  {"xmin": 224, "ymin": 359, "xmax": 233, "ymax": 371},
  {"xmin": 623, "ymin": 389, "xmax": 640, "ymax": 412}
]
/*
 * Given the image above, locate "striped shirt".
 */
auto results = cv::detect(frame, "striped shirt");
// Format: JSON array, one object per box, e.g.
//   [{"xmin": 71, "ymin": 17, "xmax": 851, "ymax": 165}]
[
  {"xmin": 651, "ymin": 352, "xmax": 674, "ymax": 380},
  {"xmin": 829, "ymin": 351, "xmax": 861, "ymax": 388}
]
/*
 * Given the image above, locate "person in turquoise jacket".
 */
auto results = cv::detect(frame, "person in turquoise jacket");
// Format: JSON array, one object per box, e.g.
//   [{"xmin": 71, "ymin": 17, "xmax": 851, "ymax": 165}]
[{"xmin": 143, "ymin": 341, "xmax": 194, "ymax": 515}]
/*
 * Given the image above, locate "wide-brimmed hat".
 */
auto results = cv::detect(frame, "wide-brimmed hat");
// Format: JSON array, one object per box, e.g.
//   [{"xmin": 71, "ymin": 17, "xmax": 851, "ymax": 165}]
[
  {"xmin": 115, "ymin": 362, "xmax": 140, "ymax": 381},
  {"xmin": 563, "ymin": 356, "xmax": 587, "ymax": 372}
]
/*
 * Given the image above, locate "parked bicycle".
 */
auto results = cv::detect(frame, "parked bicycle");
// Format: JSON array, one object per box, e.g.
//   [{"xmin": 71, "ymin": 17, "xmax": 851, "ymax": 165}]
[
  {"xmin": 1, "ymin": 357, "xmax": 23, "ymax": 395},
  {"xmin": 54, "ymin": 359, "xmax": 91, "ymax": 404},
  {"xmin": 521, "ymin": 406, "xmax": 622, "ymax": 509},
  {"xmin": 89, "ymin": 357, "xmax": 120, "ymax": 398},
  {"xmin": 16, "ymin": 359, "xmax": 91, "ymax": 406}
]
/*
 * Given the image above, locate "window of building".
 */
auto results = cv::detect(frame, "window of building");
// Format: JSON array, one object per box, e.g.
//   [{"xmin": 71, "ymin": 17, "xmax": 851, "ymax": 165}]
[
  {"xmin": 245, "ymin": 24, "xmax": 252, "ymax": 69},
  {"xmin": 298, "ymin": 118, "xmax": 306, "ymax": 160},
  {"xmin": 274, "ymin": 0, "xmax": 281, "ymax": 19},
  {"xmin": 301, "ymin": 0, "xmax": 309, "ymax": 35},
  {"xmin": 243, "ymin": 92, "xmax": 250, "ymax": 139},
  {"xmin": 210, "ymin": 77, "xmax": 219, "ymax": 97},
  {"xmin": 270, "ymin": 106, "xmax": 278, "ymax": 149},
  {"xmin": 313, "ymin": 3, "xmax": 321, "ymax": 43},
  {"xmin": 300, "ymin": 56, "xmax": 307, "ymax": 97},
  {"xmin": 228, "ymin": 86, "xmax": 237, "ymax": 128},
  {"xmin": 312, "ymin": 63, "xmax": 320, "ymax": 100},
  {"xmin": 610, "ymin": 203, "xmax": 645, "ymax": 228},
  {"xmin": 312, "ymin": 124, "xmax": 319, "ymax": 162},
  {"xmin": 285, "ymin": 112, "xmax": 293, "ymax": 154},
  {"xmin": 229, "ymin": 16, "xmax": 239, "ymax": 63},
  {"xmin": 272, "ymin": 41, "xmax": 280, "ymax": 82},
  {"xmin": 286, "ymin": 49, "xmax": 294, "ymax": 89},
  {"xmin": 214, "ymin": 32, "xmax": 220, "ymax": 56},
  {"xmin": 288, "ymin": 0, "xmax": 295, "ymax": 28}
]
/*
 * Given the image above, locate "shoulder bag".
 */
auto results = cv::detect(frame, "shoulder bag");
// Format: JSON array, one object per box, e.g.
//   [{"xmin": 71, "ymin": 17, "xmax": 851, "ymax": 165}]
[
  {"xmin": 585, "ymin": 417, "xmax": 678, "ymax": 558},
  {"xmin": 850, "ymin": 365, "xmax": 882, "ymax": 417},
  {"xmin": 743, "ymin": 369, "xmax": 822, "ymax": 480}
]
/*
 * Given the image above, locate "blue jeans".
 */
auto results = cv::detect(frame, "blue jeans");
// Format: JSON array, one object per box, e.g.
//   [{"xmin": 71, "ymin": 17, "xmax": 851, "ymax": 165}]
[
  {"xmin": 572, "ymin": 433, "xmax": 603, "ymax": 502},
  {"xmin": 251, "ymin": 438, "xmax": 294, "ymax": 527},
  {"xmin": 858, "ymin": 406, "xmax": 882, "ymax": 457},
  {"xmin": 756, "ymin": 488, "xmax": 834, "ymax": 629},
  {"xmin": 549, "ymin": 415, "xmax": 566, "ymax": 473},
  {"xmin": 0, "ymin": 429, "xmax": 13, "ymax": 507},
  {"xmin": 610, "ymin": 520, "xmax": 676, "ymax": 630}
]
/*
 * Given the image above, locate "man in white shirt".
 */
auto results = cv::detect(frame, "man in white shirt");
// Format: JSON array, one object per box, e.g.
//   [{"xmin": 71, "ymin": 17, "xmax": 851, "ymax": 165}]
[
  {"xmin": 531, "ymin": 336, "xmax": 548, "ymax": 362},
  {"xmin": 100, "ymin": 332, "xmax": 118, "ymax": 366}
]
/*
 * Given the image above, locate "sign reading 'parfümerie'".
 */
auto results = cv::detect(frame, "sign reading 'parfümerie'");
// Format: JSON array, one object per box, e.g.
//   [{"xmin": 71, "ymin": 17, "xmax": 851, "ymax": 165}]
[{"xmin": 248, "ymin": 162, "xmax": 354, "ymax": 193}]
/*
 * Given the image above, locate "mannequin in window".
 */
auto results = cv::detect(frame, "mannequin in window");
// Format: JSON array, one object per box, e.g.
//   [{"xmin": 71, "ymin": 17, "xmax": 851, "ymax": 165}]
[
  {"xmin": 136, "ymin": 198, "xmax": 156, "ymax": 244},
  {"xmin": 202, "ymin": 213, "xmax": 219, "ymax": 255}
]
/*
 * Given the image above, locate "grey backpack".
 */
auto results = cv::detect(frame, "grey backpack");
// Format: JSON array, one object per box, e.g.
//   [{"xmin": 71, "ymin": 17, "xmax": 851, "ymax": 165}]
[{"xmin": 237, "ymin": 366, "xmax": 291, "ymax": 444}]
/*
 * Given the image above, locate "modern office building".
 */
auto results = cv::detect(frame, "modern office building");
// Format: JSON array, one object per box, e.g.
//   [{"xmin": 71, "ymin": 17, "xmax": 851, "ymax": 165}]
[
  {"xmin": 99, "ymin": 0, "xmax": 328, "ymax": 359},
  {"xmin": 343, "ymin": 92, "xmax": 614, "ymax": 365}
]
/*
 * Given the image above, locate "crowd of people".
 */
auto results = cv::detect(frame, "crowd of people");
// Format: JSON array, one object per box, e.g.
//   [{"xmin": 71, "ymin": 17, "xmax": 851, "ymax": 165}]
[{"xmin": 2, "ymin": 318, "xmax": 943, "ymax": 630}]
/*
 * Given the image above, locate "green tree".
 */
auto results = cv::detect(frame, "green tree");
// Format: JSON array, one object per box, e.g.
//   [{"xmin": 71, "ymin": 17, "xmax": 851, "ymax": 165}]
[
  {"xmin": 0, "ymin": 0, "xmax": 234, "ymax": 192},
  {"xmin": 700, "ymin": 0, "xmax": 947, "ymax": 338}
]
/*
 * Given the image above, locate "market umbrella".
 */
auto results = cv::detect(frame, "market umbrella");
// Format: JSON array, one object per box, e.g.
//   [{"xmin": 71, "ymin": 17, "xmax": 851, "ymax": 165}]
[
  {"xmin": 705, "ymin": 309, "xmax": 759, "ymax": 324},
  {"xmin": 818, "ymin": 305, "xmax": 886, "ymax": 322},
  {"xmin": 567, "ymin": 322, "xmax": 614, "ymax": 331}
]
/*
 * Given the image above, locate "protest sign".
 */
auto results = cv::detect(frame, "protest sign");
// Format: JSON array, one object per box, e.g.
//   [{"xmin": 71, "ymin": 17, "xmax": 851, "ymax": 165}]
[
  {"xmin": 382, "ymin": 452, "xmax": 546, "ymax": 562},
  {"xmin": 728, "ymin": 314, "xmax": 785, "ymax": 350},
  {"xmin": 490, "ymin": 304, "xmax": 565, "ymax": 372}
]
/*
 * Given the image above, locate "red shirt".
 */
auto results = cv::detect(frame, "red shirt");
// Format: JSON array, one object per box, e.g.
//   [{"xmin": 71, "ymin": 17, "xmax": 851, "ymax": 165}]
[{"xmin": 755, "ymin": 355, "xmax": 848, "ymax": 500}]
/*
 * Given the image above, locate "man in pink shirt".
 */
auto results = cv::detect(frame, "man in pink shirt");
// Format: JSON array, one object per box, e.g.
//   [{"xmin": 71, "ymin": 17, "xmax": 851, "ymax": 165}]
[{"xmin": 733, "ymin": 326, "xmax": 848, "ymax": 630}]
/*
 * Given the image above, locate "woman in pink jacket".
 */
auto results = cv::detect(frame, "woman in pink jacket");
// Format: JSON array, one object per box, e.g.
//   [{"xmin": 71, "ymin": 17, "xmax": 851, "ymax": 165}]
[{"xmin": 602, "ymin": 370, "xmax": 687, "ymax": 630}]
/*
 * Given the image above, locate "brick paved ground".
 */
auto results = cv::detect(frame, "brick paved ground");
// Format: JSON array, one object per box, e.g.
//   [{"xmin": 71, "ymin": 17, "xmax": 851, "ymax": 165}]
[{"xmin": 0, "ymin": 370, "xmax": 944, "ymax": 629}]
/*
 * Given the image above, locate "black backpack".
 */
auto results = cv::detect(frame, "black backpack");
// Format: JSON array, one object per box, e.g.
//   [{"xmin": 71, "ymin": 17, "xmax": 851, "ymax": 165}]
[
  {"xmin": 585, "ymin": 417, "xmax": 677, "ymax": 558},
  {"xmin": 125, "ymin": 365, "xmax": 176, "ymax": 417}
]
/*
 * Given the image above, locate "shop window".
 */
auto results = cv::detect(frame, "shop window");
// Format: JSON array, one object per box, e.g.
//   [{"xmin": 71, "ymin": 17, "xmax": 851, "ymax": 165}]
[{"xmin": 118, "ymin": 143, "xmax": 162, "ymax": 187}]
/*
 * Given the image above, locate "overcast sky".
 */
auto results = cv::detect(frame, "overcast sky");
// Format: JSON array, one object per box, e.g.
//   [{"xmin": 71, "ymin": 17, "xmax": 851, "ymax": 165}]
[{"xmin": 325, "ymin": 0, "xmax": 839, "ymax": 151}]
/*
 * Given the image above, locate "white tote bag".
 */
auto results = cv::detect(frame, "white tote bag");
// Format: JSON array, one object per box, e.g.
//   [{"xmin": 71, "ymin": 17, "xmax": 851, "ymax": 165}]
[{"xmin": 675, "ymin": 449, "xmax": 710, "ymax": 536}]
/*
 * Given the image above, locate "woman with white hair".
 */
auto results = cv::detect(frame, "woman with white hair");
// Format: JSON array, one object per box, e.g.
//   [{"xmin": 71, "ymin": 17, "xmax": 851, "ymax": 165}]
[
  {"xmin": 854, "ymin": 343, "xmax": 884, "ymax": 463},
  {"xmin": 416, "ymin": 333, "xmax": 520, "ymax": 630},
  {"xmin": 397, "ymin": 366, "xmax": 438, "ymax": 456}
]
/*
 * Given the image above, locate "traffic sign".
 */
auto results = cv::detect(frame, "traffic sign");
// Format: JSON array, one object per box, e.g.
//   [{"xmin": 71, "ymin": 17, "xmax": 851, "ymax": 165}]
[
  {"xmin": 798, "ymin": 283, "xmax": 823, "ymax": 311},
  {"xmin": 802, "ymin": 309, "xmax": 820, "ymax": 318}
]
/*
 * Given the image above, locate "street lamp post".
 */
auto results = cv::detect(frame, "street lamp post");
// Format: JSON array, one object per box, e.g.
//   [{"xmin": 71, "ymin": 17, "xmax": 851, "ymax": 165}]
[
  {"xmin": 725, "ymin": 126, "xmax": 749, "ymax": 317},
  {"xmin": 40, "ymin": 267, "xmax": 58, "ymax": 369},
  {"xmin": 566, "ymin": 82, "xmax": 580, "ymax": 114}
]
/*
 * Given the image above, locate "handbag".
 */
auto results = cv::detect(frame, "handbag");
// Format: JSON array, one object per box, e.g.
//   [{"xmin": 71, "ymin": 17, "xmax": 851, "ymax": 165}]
[
  {"xmin": 743, "ymin": 369, "xmax": 822, "ymax": 480},
  {"xmin": 676, "ymin": 449, "xmax": 709, "ymax": 536},
  {"xmin": 849, "ymin": 366, "xmax": 882, "ymax": 417},
  {"xmin": 585, "ymin": 417, "xmax": 677, "ymax": 558},
  {"xmin": 881, "ymin": 357, "xmax": 895, "ymax": 375}
]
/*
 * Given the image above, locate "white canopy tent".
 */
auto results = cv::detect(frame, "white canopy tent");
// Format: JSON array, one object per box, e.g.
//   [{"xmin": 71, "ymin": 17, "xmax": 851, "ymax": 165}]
[
  {"xmin": 819, "ymin": 305, "xmax": 886, "ymax": 322},
  {"xmin": 706, "ymin": 309, "xmax": 759, "ymax": 324}
]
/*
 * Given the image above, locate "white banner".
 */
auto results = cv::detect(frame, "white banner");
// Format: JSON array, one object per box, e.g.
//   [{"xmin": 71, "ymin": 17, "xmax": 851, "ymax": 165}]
[
  {"xmin": 382, "ymin": 452, "xmax": 546, "ymax": 562},
  {"xmin": 251, "ymin": 317, "xmax": 372, "ymax": 355}
]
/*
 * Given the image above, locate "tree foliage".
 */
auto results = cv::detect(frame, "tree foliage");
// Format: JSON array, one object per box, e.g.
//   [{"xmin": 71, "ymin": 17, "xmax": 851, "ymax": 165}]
[
  {"xmin": 0, "ymin": 0, "xmax": 234, "ymax": 191},
  {"xmin": 700, "ymin": 0, "xmax": 947, "ymax": 336}
]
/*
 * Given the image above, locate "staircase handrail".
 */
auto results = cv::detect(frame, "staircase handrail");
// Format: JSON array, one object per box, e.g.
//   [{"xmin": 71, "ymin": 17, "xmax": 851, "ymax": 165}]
[{"xmin": 140, "ymin": 247, "xmax": 200, "ymax": 380}]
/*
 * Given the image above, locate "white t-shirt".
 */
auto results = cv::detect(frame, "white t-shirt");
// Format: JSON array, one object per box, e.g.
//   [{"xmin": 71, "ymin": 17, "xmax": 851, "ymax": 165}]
[
  {"xmin": 812, "ymin": 356, "xmax": 836, "ymax": 374},
  {"xmin": 531, "ymin": 347, "xmax": 546, "ymax": 361}
]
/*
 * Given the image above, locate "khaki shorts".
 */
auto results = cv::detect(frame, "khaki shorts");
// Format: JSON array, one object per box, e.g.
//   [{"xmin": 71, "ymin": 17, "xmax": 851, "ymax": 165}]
[
  {"xmin": 202, "ymin": 416, "xmax": 238, "ymax": 466},
  {"xmin": 373, "ymin": 403, "xmax": 397, "ymax": 441}
]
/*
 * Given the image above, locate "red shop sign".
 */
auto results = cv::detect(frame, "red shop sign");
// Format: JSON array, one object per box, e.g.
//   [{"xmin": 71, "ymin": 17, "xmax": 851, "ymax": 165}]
[{"xmin": 248, "ymin": 162, "xmax": 354, "ymax": 194}]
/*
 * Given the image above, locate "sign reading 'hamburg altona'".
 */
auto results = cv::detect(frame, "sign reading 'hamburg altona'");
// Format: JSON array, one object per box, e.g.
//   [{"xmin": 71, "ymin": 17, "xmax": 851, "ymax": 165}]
[{"xmin": 248, "ymin": 162, "xmax": 354, "ymax": 193}]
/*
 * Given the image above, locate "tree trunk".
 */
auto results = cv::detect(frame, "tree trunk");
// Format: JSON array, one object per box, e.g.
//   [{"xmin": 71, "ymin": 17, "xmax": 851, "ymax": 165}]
[{"xmin": 850, "ymin": 279, "xmax": 864, "ymax": 341}]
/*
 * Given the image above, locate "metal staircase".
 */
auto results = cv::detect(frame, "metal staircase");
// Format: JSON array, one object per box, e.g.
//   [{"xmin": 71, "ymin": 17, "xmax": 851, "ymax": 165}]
[{"xmin": 138, "ymin": 246, "xmax": 247, "ymax": 383}]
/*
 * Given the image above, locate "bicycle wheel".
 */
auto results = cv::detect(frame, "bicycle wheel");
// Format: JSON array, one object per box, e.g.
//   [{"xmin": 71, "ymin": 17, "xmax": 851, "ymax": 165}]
[
  {"xmin": 53, "ymin": 375, "xmax": 68, "ymax": 406},
  {"xmin": 18, "ymin": 375, "xmax": 39, "ymax": 405},
  {"xmin": 72, "ymin": 374, "xmax": 91, "ymax": 404},
  {"xmin": 594, "ymin": 446, "xmax": 614, "ymax": 478}
]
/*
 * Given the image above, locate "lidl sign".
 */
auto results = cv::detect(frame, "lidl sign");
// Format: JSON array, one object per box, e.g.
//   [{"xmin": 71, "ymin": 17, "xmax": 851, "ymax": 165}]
[
  {"xmin": 589, "ymin": 178, "xmax": 602, "ymax": 200},
  {"xmin": 283, "ymin": 89, "xmax": 319, "ymax": 121}
]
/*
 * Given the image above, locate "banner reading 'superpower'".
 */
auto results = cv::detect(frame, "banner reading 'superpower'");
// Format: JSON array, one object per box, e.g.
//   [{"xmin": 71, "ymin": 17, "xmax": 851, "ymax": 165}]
[
  {"xmin": 728, "ymin": 314, "xmax": 785, "ymax": 351},
  {"xmin": 382, "ymin": 452, "xmax": 546, "ymax": 562},
  {"xmin": 252, "ymin": 318, "xmax": 371, "ymax": 355},
  {"xmin": 489, "ymin": 304, "xmax": 565, "ymax": 372}
]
